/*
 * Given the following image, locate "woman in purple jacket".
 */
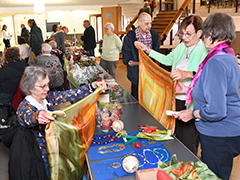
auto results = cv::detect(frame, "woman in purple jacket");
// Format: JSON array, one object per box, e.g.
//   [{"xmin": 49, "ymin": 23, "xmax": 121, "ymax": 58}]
[{"xmin": 176, "ymin": 13, "xmax": 240, "ymax": 180}]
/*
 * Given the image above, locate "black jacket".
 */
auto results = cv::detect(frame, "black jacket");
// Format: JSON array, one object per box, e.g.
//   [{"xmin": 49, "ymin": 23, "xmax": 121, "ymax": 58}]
[
  {"xmin": 122, "ymin": 29, "xmax": 160, "ymax": 85},
  {"xmin": 0, "ymin": 60, "xmax": 27, "ymax": 94},
  {"xmin": 21, "ymin": 27, "xmax": 29, "ymax": 44},
  {"xmin": 81, "ymin": 26, "xmax": 96, "ymax": 51},
  {"xmin": 2, "ymin": 123, "xmax": 48, "ymax": 180},
  {"xmin": 29, "ymin": 26, "xmax": 43, "ymax": 56}
]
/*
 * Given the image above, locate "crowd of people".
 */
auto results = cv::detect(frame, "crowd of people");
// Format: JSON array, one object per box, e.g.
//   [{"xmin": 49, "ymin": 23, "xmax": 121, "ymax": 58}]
[{"xmin": 0, "ymin": 11, "xmax": 240, "ymax": 180}]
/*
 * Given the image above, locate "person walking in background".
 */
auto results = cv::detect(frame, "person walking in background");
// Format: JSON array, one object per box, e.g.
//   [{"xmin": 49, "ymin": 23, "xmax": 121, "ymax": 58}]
[
  {"xmin": 52, "ymin": 26, "xmax": 69, "ymax": 54},
  {"xmin": 50, "ymin": 23, "xmax": 60, "ymax": 38},
  {"xmin": 81, "ymin": 20, "xmax": 96, "ymax": 56},
  {"xmin": 122, "ymin": 12, "xmax": 160, "ymax": 100},
  {"xmin": 28, "ymin": 19, "xmax": 43, "ymax": 56},
  {"xmin": 18, "ymin": 36, "xmax": 31, "ymax": 63},
  {"xmin": 20, "ymin": 23, "xmax": 29, "ymax": 44},
  {"xmin": 100, "ymin": 22, "xmax": 122, "ymax": 79},
  {"xmin": 1, "ymin": 25, "xmax": 12, "ymax": 49},
  {"xmin": 138, "ymin": 2, "xmax": 151, "ymax": 16}
]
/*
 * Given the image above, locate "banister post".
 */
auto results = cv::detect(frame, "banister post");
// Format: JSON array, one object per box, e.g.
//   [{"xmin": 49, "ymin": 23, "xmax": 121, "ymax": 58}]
[
  {"xmin": 160, "ymin": 0, "xmax": 162, "ymax": 11},
  {"xmin": 185, "ymin": 6, "xmax": 188, "ymax": 17},
  {"xmin": 236, "ymin": 0, "xmax": 238, "ymax": 13},
  {"xmin": 208, "ymin": 0, "xmax": 210, "ymax": 13},
  {"xmin": 193, "ymin": 0, "xmax": 196, "ymax": 14}
]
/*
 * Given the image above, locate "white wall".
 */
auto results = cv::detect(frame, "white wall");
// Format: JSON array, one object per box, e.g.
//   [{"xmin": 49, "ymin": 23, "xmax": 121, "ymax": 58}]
[{"xmin": 46, "ymin": 10, "xmax": 100, "ymax": 35}]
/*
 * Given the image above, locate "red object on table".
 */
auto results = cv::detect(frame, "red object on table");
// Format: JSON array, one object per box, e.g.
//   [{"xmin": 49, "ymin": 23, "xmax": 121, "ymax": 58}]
[
  {"xmin": 156, "ymin": 170, "xmax": 172, "ymax": 180},
  {"xmin": 135, "ymin": 142, "xmax": 141, "ymax": 148},
  {"xmin": 138, "ymin": 124, "xmax": 157, "ymax": 133}
]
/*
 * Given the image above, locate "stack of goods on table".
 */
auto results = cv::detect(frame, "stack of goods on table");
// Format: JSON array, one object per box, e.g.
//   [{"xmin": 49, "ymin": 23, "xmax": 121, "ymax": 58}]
[{"xmin": 66, "ymin": 51, "xmax": 103, "ymax": 86}]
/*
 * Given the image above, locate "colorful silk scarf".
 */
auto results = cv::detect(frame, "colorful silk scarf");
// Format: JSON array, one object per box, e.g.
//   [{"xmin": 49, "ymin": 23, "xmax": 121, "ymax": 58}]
[{"xmin": 185, "ymin": 42, "xmax": 236, "ymax": 106}]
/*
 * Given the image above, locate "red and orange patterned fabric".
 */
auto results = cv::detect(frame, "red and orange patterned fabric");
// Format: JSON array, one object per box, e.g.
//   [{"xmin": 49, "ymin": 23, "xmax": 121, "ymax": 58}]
[{"xmin": 138, "ymin": 47, "xmax": 176, "ymax": 132}]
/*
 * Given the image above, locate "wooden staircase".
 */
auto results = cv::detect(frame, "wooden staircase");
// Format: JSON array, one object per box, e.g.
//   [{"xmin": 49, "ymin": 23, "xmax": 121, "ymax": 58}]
[{"xmin": 151, "ymin": 10, "xmax": 185, "ymax": 43}]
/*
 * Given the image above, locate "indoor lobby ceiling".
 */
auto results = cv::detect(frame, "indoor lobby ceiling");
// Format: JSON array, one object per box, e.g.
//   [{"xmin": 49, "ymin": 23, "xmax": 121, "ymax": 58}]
[
  {"xmin": 0, "ymin": 0, "xmax": 141, "ymax": 7},
  {"xmin": 0, "ymin": 0, "xmax": 142, "ymax": 17}
]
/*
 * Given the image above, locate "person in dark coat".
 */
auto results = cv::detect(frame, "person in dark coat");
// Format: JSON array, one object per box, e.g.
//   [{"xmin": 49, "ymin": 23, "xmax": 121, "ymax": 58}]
[
  {"xmin": 0, "ymin": 47, "xmax": 27, "ymax": 105},
  {"xmin": 122, "ymin": 12, "xmax": 160, "ymax": 100},
  {"xmin": 81, "ymin": 20, "xmax": 96, "ymax": 56},
  {"xmin": 20, "ymin": 24, "xmax": 29, "ymax": 44},
  {"xmin": 28, "ymin": 19, "xmax": 43, "ymax": 56},
  {"xmin": 1, "ymin": 122, "xmax": 48, "ymax": 180},
  {"xmin": 52, "ymin": 26, "xmax": 69, "ymax": 54}
]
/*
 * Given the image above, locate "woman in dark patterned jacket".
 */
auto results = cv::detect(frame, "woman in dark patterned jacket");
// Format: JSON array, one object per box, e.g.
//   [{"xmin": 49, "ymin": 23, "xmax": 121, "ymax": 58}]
[
  {"xmin": 31, "ymin": 43, "xmax": 64, "ymax": 91},
  {"xmin": 17, "ymin": 66, "xmax": 107, "ymax": 178}
]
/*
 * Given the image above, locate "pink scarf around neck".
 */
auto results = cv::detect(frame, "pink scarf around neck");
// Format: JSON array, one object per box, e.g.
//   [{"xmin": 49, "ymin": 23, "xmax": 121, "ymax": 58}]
[{"xmin": 185, "ymin": 42, "xmax": 236, "ymax": 106}]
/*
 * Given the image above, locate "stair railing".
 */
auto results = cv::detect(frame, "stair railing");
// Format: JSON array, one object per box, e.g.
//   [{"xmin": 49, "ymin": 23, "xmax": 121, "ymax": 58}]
[{"xmin": 160, "ymin": 0, "xmax": 191, "ymax": 43}]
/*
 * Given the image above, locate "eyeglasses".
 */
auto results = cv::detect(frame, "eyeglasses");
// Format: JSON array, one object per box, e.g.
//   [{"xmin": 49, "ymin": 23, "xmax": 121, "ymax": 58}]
[
  {"xmin": 35, "ymin": 83, "xmax": 50, "ymax": 90},
  {"xmin": 179, "ymin": 31, "xmax": 196, "ymax": 39},
  {"xmin": 104, "ymin": 28, "xmax": 109, "ymax": 30}
]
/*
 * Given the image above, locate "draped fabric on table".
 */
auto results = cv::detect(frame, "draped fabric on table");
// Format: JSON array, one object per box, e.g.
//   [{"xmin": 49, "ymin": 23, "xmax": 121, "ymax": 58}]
[
  {"xmin": 45, "ymin": 88, "xmax": 101, "ymax": 180},
  {"xmin": 64, "ymin": 56, "xmax": 79, "ymax": 88},
  {"xmin": 138, "ymin": 47, "xmax": 176, "ymax": 132}
]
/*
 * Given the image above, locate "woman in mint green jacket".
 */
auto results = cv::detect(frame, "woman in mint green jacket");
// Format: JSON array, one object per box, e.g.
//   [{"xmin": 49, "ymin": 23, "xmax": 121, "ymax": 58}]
[{"xmin": 135, "ymin": 15, "xmax": 208, "ymax": 155}]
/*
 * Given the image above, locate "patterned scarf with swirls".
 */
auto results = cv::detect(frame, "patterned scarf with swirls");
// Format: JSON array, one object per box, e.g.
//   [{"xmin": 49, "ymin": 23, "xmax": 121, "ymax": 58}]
[{"xmin": 185, "ymin": 41, "xmax": 236, "ymax": 106}]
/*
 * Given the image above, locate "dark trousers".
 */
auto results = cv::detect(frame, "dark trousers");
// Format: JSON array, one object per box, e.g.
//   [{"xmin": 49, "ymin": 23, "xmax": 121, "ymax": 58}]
[
  {"xmin": 99, "ymin": 58, "xmax": 118, "ymax": 79},
  {"xmin": 199, "ymin": 133, "xmax": 240, "ymax": 180},
  {"xmin": 3, "ymin": 39, "xmax": 11, "ymax": 49},
  {"xmin": 87, "ymin": 49, "xmax": 95, "ymax": 56},
  {"xmin": 175, "ymin": 99, "xmax": 199, "ymax": 155},
  {"xmin": 131, "ymin": 82, "xmax": 138, "ymax": 101}
]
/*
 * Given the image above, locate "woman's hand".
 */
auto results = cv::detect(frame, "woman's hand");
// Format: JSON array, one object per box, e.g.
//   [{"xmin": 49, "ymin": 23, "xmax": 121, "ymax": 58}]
[
  {"xmin": 175, "ymin": 81, "xmax": 188, "ymax": 94},
  {"xmin": 134, "ymin": 41, "xmax": 151, "ymax": 54},
  {"xmin": 174, "ymin": 109, "xmax": 193, "ymax": 122},
  {"xmin": 170, "ymin": 69, "xmax": 193, "ymax": 81},
  {"xmin": 37, "ymin": 110, "xmax": 55, "ymax": 124},
  {"xmin": 91, "ymin": 80, "xmax": 108, "ymax": 91}
]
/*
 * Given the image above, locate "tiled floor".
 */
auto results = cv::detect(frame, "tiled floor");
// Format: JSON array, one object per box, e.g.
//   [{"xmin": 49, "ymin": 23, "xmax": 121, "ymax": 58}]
[{"xmin": 0, "ymin": 58, "xmax": 240, "ymax": 180}]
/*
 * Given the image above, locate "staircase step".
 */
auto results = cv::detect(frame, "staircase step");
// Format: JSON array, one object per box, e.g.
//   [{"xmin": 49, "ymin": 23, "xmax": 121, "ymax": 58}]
[
  {"xmin": 158, "ymin": 10, "xmax": 178, "ymax": 14},
  {"xmin": 156, "ymin": 14, "xmax": 176, "ymax": 18},
  {"xmin": 152, "ymin": 27, "xmax": 166, "ymax": 31},
  {"xmin": 152, "ymin": 22, "xmax": 170, "ymax": 26},
  {"xmin": 153, "ymin": 17, "xmax": 172, "ymax": 21},
  {"xmin": 152, "ymin": 19, "xmax": 172, "ymax": 24}
]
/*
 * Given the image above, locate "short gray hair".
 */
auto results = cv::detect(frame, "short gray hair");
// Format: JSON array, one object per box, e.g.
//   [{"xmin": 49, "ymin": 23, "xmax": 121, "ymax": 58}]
[
  {"xmin": 41, "ymin": 43, "xmax": 52, "ymax": 54},
  {"xmin": 21, "ymin": 66, "xmax": 51, "ymax": 95},
  {"xmin": 49, "ymin": 40, "xmax": 57, "ymax": 49},
  {"xmin": 203, "ymin": 13, "xmax": 235, "ymax": 44},
  {"xmin": 105, "ymin": 22, "xmax": 114, "ymax": 31}
]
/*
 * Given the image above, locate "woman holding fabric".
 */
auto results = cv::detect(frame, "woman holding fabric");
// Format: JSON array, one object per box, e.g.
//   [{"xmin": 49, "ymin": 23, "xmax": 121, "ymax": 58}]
[
  {"xmin": 176, "ymin": 13, "xmax": 240, "ymax": 180},
  {"xmin": 135, "ymin": 15, "xmax": 208, "ymax": 155},
  {"xmin": 17, "ymin": 66, "xmax": 107, "ymax": 178},
  {"xmin": 100, "ymin": 22, "xmax": 122, "ymax": 79}
]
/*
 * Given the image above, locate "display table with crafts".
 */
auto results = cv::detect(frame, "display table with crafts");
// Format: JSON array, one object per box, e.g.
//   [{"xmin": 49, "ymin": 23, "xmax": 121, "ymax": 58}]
[
  {"xmin": 64, "ymin": 53, "xmax": 220, "ymax": 180},
  {"xmin": 85, "ymin": 101, "xmax": 205, "ymax": 180}
]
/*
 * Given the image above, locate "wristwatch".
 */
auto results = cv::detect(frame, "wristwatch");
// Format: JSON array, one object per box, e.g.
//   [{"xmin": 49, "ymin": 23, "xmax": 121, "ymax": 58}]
[{"xmin": 192, "ymin": 71, "xmax": 196, "ymax": 77}]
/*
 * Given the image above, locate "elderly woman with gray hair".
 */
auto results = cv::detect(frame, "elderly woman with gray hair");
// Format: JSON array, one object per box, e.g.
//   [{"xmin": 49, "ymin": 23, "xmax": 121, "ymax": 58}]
[
  {"xmin": 17, "ymin": 66, "xmax": 107, "ymax": 178},
  {"xmin": 31, "ymin": 43, "xmax": 64, "ymax": 91},
  {"xmin": 176, "ymin": 13, "xmax": 240, "ymax": 180},
  {"xmin": 100, "ymin": 22, "xmax": 122, "ymax": 79},
  {"xmin": 49, "ymin": 40, "xmax": 64, "ymax": 67}
]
